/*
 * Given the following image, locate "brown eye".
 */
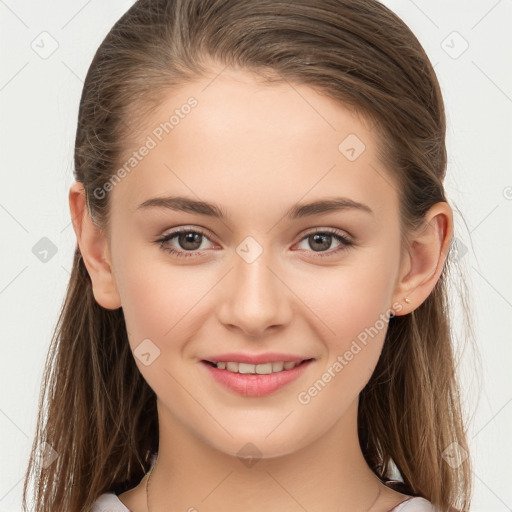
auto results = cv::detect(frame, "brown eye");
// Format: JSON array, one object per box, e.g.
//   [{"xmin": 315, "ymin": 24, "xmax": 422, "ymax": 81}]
[
  {"xmin": 296, "ymin": 229, "xmax": 354, "ymax": 258},
  {"xmin": 156, "ymin": 228, "xmax": 214, "ymax": 258},
  {"xmin": 176, "ymin": 231, "xmax": 203, "ymax": 251},
  {"xmin": 308, "ymin": 233, "xmax": 333, "ymax": 252}
]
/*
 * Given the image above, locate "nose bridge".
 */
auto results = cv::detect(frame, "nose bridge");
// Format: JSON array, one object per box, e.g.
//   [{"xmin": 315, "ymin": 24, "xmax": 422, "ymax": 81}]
[{"xmin": 217, "ymin": 235, "xmax": 291, "ymax": 335}]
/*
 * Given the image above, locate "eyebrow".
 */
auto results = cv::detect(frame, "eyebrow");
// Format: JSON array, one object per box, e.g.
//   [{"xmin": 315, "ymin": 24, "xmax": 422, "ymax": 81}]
[{"xmin": 136, "ymin": 195, "xmax": 374, "ymax": 219}]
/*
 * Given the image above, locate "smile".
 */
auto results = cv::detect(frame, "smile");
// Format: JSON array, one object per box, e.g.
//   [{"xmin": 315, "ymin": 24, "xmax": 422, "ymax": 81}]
[
  {"xmin": 200, "ymin": 359, "xmax": 314, "ymax": 397},
  {"xmin": 204, "ymin": 360, "xmax": 311, "ymax": 374}
]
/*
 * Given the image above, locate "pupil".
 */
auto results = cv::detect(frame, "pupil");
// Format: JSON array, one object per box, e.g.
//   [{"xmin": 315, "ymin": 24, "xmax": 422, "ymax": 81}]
[
  {"xmin": 311, "ymin": 233, "xmax": 331, "ymax": 251},
  {"xmin": 180, "ymin": 232, "xmax": 202, "ymax": 250}
]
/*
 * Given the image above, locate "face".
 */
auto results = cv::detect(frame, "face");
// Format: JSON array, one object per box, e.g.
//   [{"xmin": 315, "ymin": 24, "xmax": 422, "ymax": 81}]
[{"xmin": 105, "ymin": 66, "xmax": 406, "ymax": 459}]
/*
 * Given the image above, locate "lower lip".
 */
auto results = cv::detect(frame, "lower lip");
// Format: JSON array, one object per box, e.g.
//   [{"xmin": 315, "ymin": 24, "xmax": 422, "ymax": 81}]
[{"xmin": 200, "ymin": 359, "xmax": 314, "ymax": 397}]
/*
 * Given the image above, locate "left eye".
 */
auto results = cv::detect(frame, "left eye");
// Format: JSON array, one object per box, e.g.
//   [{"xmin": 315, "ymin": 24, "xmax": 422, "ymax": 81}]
[
  {"xmin": 155, "ymin": 227, "xmax": 354, "ymax": 259},
  {"xmin": 295, "ymin": 230, "xmax": 353, "ymax": 257}
]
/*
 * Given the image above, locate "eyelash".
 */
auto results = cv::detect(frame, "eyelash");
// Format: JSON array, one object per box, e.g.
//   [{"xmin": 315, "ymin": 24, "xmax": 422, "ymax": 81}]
[{"xmin": 155, "ymin": 227, "xmax": 354, "ymax": 259}]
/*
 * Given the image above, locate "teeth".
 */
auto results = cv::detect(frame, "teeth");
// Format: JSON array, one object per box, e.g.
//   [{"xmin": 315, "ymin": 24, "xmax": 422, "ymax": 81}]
[{"xmin": 213, "ymin": 361, "xmax": 301, "ymax": 374}]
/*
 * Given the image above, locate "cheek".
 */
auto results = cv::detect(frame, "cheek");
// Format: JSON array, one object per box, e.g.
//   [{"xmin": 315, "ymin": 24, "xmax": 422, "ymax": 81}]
[
  {"xmin": 296, "ymin": 291, "xmax": 392, "ymax": 413},
  {"xmin": 291, "ymin": 249, "xmax": 399, "ymax": 399},
  {"xmin": 298, "ymin": 253, "xmax": 398, "ymax": 343},
  {"xmin": 113, "ymin": 246, "xmax": 216, "ymax": 348}
]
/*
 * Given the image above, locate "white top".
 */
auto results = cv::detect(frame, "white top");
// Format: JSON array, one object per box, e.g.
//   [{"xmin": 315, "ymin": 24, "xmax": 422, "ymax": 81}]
[{"xmin": 90, "ymin": 493, "xmax": 438, "ymax": 512}]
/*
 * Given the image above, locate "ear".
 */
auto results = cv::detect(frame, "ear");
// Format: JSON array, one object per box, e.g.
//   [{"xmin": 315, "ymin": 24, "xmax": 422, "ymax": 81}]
[
  {"xmin": 392, "ymin": 201, "xmax": 453, "ymax": 315},
  {"xmin": 68, "ymin": 181, "xmax": 122, "ymax": 310}
]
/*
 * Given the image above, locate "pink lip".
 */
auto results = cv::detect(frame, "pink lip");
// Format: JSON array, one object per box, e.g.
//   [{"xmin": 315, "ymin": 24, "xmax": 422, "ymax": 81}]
[
  {"xmin": 201, "ymin": 352, "xmax": 310, "ymax": 365},
  {"xmin": 200, "ymin": 359, "xmax": 314, "ymax": 397}
]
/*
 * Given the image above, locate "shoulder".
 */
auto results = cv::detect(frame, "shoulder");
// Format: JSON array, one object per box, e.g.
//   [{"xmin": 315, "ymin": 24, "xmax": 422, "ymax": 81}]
[
  {"xmin": 90, "ymin": 492, "xmax": 131, "ymax": 512},
  {"xmin": 389, "ymin": 497, "xmax": 441, "ymax": 511}
]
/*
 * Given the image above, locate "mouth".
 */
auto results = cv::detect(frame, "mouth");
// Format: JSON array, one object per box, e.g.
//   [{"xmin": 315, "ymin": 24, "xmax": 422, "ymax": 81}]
[
  {"xmin": 199, "ymin": 358, "xmax": 315, "ymax": 397},
  {"xmin": 201, "ymin": 358, "xmax": 314, "ymax": 374}
]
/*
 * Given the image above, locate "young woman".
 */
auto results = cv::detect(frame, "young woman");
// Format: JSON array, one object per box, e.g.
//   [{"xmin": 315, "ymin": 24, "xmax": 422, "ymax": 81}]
[{"xmin": 23, "ymin": 1, "xmax": 472, "ymax": 511}]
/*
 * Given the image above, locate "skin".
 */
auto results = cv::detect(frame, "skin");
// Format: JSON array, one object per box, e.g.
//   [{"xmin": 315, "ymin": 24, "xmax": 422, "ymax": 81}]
[{"xmin": 69, "ymin": 64, "xmax": 453, "ymax": 512}]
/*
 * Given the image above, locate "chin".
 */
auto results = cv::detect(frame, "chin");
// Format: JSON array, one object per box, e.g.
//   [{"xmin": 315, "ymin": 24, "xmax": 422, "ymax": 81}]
[{"xmin": 203, "ymin": 428, "xmax": 313, "ymax": 464}]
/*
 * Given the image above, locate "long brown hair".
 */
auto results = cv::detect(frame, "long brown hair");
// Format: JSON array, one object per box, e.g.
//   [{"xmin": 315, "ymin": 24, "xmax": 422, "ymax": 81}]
[{"xmin": 23, "ymin": 1, "xmax": 474, "ymax": 511}]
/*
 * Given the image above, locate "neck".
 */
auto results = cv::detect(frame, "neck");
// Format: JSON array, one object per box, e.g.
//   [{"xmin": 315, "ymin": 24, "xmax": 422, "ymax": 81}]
[{"xmin": 145, "ymin": 397, "xmax": 396, "ymax": 512}]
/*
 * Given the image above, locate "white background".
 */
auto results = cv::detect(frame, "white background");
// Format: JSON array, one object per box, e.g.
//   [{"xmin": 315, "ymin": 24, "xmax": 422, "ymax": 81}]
[{"xmin": 1, "ymin": 1, "xmax": 511, "ymax": 510}]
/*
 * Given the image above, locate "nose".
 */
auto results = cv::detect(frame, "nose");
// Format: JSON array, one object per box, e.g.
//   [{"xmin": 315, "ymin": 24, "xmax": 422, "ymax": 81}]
[{"xmin": 216, "ymin": 245, "xmax": 293, "ymax": 338}]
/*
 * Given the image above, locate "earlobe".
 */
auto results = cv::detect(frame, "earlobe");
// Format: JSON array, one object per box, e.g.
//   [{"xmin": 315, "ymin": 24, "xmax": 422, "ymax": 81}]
[
  {"xmin": 68, "ymin": 181, "xmax": 122, "ymax": 310},
  {"xmin": 392, "ymin": 202, "xmax": 453, "ymax": 316}
]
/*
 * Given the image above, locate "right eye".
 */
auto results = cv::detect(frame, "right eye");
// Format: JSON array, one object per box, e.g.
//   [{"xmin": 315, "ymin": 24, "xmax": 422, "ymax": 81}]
[{"xmin": 155, "ymin": 227, "xmax": 216, "ymax": 258}]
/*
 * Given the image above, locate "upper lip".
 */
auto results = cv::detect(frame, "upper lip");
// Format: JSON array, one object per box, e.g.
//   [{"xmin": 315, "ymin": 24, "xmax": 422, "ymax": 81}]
[{"xmin": 202, "ymin": 353, "xmax": 314, "ymax": 365}]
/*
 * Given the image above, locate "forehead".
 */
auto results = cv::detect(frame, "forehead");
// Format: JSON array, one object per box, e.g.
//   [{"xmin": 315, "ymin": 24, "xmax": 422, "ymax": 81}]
[{"xmin": 110, "ymin": 67, "xmax": 398, "ymax": 225}]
